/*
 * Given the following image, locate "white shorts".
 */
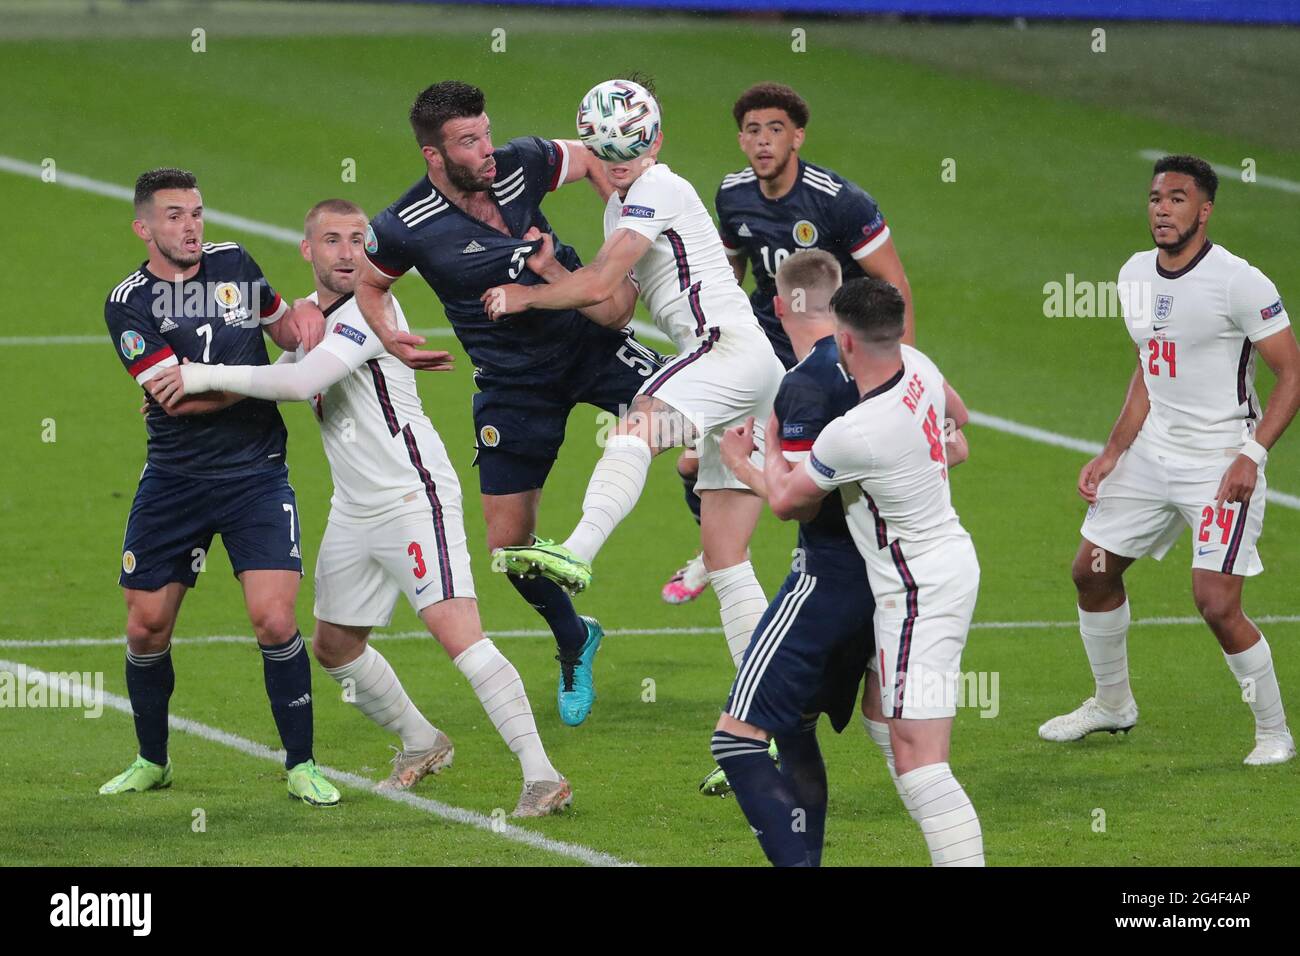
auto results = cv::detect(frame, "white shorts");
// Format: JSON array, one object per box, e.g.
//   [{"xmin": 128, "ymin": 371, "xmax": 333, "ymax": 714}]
[
  {"xmin": 868, "ymin": 537, "xmax": 980, "ymax": 720},
  {"xmin": 1080, "ymin": 436, "xmax": 1265, "ymax": 576},
  {"xmin": 313, "ymin": 505, "xmax": 475, "ymax": 628},
  {"xmin": 640, "ymin": 323, "xmax": 784, "ymax": 491}
]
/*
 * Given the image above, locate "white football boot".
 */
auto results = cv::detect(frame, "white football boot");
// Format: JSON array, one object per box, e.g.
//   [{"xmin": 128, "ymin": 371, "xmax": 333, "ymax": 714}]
[
  {"xmin": 1244, "ymin": 730, "xmax": 1296, "ymax": 766},
  {"xmin": 1038, "ymin": 696, "xmax": 1138, "ymax": 742}
]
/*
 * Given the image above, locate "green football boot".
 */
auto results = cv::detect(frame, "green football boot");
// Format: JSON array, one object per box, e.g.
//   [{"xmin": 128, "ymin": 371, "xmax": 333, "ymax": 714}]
[
  {"xmin": 492, "ymin": 538, "xmax": 592, "ymax": 595},
  {"xmin": 99, "ymin": 755, "xmax": 172, "ymax": 795},
  {"xmin": 699, "ymin": 739, "xmax": 779, "ymax": 797},
  {"xmin": 287, "ymin": 759, "xmax": 341, "ymax": 807}
]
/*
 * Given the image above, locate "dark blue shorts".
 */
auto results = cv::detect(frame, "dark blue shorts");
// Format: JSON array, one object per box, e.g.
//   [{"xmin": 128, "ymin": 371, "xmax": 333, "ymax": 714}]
[
  {"xmin": 725, "ymin": 567, "xmax": 875, "ymax": 735},
  {"xmin": 472, "ymin": 326, "xmax": 664, "ymax": 496},
  {"xmin": 118, "ymin": 464, "xmax": 303, "ymax": 591}
]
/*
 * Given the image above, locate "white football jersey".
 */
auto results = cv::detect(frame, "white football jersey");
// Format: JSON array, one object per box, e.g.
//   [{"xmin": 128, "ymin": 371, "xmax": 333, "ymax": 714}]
[
  {"xmin": 304, "ymin": 292, "xmax": 458, "ymax": 520},
  {"xmin": 805, "ymin": 345, "xmax": 970, "ymax": 584},
  {"xmin": 604, "ymin": 162, "xmax": 759, "ymax": 353},
  {"xmin": 1118, "ymin": 242, "xmax": 1289, "ymax": 460}
]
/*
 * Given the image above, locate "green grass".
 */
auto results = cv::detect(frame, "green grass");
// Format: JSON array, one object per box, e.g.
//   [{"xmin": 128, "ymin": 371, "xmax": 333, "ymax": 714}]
[{"xmin": 2, "ymin": 2, "xmax": 1299, "ymax": 866}]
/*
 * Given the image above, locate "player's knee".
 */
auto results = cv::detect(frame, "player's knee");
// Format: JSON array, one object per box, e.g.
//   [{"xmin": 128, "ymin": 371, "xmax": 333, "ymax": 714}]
[
  {"xmin": 125, "ymin": 610, "xmax": 174, "ymax": 652},
  {"xmin": 676, "ymin": 451, "xmax": 699, "ymax": 480},
  {"xmin": 1071, "ymin": 551, "xmax": 1117, "ymax": 596},
  {"xmin": 1193, "ymin": 586, "xmax": 1240, "ymax": 631},
  {"xmin": 248, "ymin": 604, "xmax": 298, "ymax": 644}
]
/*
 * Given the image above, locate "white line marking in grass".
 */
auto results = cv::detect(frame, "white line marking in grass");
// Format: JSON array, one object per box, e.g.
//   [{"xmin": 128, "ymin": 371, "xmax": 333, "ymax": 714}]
[
  {"xmin": 5, "ymin": 616, "xmax": 1299, "ymax": 650},
  {"xmin": 1139, "ymin": 150, "xmax": 1300, "ymax": 196},
  {"xmin": 7, "ymin": 155, "xmax": 1299, "ymax": 510},
  {"xmin": 0, "ymin": 657, "xmax": 635, "ymax": 868}
]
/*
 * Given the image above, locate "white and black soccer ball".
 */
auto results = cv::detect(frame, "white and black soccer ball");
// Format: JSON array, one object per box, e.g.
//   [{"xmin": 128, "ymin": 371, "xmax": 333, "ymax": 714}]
[{"xmin": 576, "ymin": 79, "xmax": 661, "ymax": 162}]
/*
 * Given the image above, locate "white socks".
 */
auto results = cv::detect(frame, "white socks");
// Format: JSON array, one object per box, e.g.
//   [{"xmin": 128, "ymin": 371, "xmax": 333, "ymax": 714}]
[
  {"xmin": 324, "ymin": 645, "xmax": 439, "ymax": 754},
  {"xmin": 708, "ymin": 560, "xmax": 768, "ymax": 668},
  {"xmin": 897, "ymin": 762, "xmax": 985, "ymax": 867},
  {"xmin": 1224, "ymin": 635, "xmax": 1289, "ymax": 735},
  {"xmin": 864, "ymin": 716, "xmax": 916, "ymax": 814},
  {"xmin": 564, "ymin": 434, "xmax": 653, "ymax": 563},
  {"xmin": 1080, "ymin": 601, "xmax": 1133, "ymax": 710},
  {"xmin": 454, "ymin": 639, "xmax": 559, "ymax": 783}
]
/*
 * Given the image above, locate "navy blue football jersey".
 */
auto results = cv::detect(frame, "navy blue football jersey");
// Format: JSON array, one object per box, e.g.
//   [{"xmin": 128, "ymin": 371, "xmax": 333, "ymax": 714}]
[
  {"xmin": 104, "ymin": 241, "xmax": 289, "ymax": 478},
  {"xmin": 775, "ymin": 334, "xmax": 864, "ymax": 575},
  {"xmin": 716, "ymin": 159, "xmax": 889, "ymax": 368},
  {"xmin": 367, "ymin": 136, "xmax": 600, "ymax": 386}
]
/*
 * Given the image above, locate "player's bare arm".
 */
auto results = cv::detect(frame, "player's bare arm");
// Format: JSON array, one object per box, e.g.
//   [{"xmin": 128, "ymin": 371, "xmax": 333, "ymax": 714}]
[
  {"xmin": 482, "ymin": 228, "xmax": 650, "ymax": 324},
  {"xmin": 728, "ymin": 252, "xmax": 747, "ymax": 285},
  {"xmin": 521, "ymin": 226, "xmax": 637, "ymax": 328},
  {"xmin": 1215, "ymin": 326, "xmax": 1300, "ymax": 508},
  {"xmin": 354, "ymin": 263, "xmax": 455, "ymax": 371},
  {"xmin": 1078, "ymin": 356, "xmax": 1150, "ymax": 504},
  {"xmin": 720, "ymin": 416, "xmax": 766, "ymax": 497},
  {"xmin": 553, "ymin": 140, "xmax": 617, "ymax": 202},
  {"xmin": 944, "ymin": 379, "xmax": 971, "ymax": 466},
  {"xmin": 858, "ymin": 237, "xmax": 916, "ymax": 346},
  {"xmin": 763, "ymin": 410, "xmax": 827, "ymax": 521},
  {"xmin": 264, "ymin": 297, "xmax": 326, "ymax": 353}
]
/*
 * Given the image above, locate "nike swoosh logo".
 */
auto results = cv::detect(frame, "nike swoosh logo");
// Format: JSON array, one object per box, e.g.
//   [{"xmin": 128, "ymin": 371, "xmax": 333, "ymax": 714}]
[
  {"xmin": 1152, "ymin": 325, "xmax": 1168, "ymax": 332},
  {"xmin": 415, "ymin": 581, "xmax": 435, "ymax": 595},
  {"xmin": 1198, "ymin": 546, "xmax": 1217, "ymax": 556}
]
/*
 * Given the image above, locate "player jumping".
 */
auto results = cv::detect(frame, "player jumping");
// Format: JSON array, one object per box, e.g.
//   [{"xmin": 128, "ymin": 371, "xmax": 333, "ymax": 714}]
[
  {"xmin": 99, "ymin": 168, "xmax": 336, "ymax": 805},
  {"xmin": 485, "ymin": 78, "xmax": 785, "ymax": 685},
  {"xmin": 662, "ymin": 82, "xmax": 916, "ymax": 605},
  {"xmin": 751, "ymin": 277, "xmax": 984, "ymax": 867},
  {"xmin": 150, "ymin": 199, "xmax": 571, "ymax": 816},
  {"xmin": 1039, "ymin": 155, "xmax": 1300, "ymax": 765},
  {"xmin": 352, "ymin": 81, "xmax": 667, "ymax": 729}
]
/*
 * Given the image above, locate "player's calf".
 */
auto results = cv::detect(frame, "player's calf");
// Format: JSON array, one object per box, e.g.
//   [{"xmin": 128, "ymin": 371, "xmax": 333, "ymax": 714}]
[{"xmin": 710, "ymin": 717, "xmax": 809, "ymax": 867}]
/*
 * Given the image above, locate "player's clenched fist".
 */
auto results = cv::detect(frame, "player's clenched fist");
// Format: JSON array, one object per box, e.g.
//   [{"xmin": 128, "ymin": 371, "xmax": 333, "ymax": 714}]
[
  {"xmin": 720, "ymin": 416, "xmax": 757, "ymax": 474},
  {"xmin": 1077, "ymin": 451, "xmax": 1118, "ymax": 504}
]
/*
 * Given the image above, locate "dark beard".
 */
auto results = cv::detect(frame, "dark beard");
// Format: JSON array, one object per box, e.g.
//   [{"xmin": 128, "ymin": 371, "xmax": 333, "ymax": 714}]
[
  {"xmin": 441, "ymin": 151, "xmax": 490, "ymax": 193},
  {"xmin": 1152, "ymin": 220, "xmax": 1200, "ymax": 254},
  {"xmin": 756, "ymin": 152, "xmax": 794, "ymax": 182},
  {"xmin": 158, "ymin": 239, "xmax": 201, "ymax": 271}
]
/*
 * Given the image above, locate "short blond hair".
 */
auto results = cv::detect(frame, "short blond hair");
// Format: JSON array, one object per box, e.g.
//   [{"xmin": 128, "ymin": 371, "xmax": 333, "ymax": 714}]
[
  {"xmin": 775, "ymin": 249, "xmax": 841, "ymax": 316},
  {"xmin": 304, "ymin": 198, "xmax": 367, "ymax": 239}
]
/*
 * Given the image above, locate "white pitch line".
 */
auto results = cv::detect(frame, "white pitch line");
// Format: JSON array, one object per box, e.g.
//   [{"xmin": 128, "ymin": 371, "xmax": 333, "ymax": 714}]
[
  {"xmin": 0, "ymin": 657, "xmax": 635, "ymax": 868},
  {"xmin": 5, "ymin": 615, "xmax": 1300, "ymax": 650},
  {"xmin": 1138, "ymin": 149, "xmax": 1300, "ymax": 196},
  {"xmin": 6, "ymin": 155, "xmax": 1299, "ymax": 510}
]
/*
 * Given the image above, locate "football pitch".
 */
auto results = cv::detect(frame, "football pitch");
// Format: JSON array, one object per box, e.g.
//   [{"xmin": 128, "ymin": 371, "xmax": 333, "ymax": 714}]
[{"xmin": 3, "ymin": 1, "xmax": 1299, "ymax": 867}]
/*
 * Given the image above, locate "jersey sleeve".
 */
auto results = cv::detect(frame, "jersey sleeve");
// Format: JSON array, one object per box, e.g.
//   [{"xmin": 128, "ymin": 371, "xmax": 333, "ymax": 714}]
[
  {"xmin": 1227, "ymin": 265, "xmax": 1290, "ymax": 342},
  {"xmin": 316, "ymin": 297, "xmax": 399, "ymax": 370},
  {"xmin": 613, "ymin": 168, "xmax": 684, "ymax": 243},
  {"xmin": 365, "ymin": 210, "xmax": 415, "ymax": 280},
  {"xmin": 714, "ymin": 184, "xmax": 744, "ymax": 258},
  {"xmin": 105, "ymin": 298, "xmax": 176, "ymax": 385},
  {"xmin": 499, "ymin": 136, "xmax": 571, "ymax": 204},
  {"xmin": 835, "ymin": 183, "xmax": 890, "ymax": 263},
  {"xmin": 240, "ymin": 248, "xmax": 288, "ymax": 325},
  {"xmin": 805, "ymin": 415, "xmax": 872, "ymax": 491},
  {"xmin": 774, "ymin": 378, "xmax": 831, "ymax": 461}
]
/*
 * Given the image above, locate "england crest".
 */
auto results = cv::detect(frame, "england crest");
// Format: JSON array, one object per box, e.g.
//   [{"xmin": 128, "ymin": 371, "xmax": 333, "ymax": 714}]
[{"xmin": 1154, "ymin": 294, "xmax": 1173, "ymax": 322}]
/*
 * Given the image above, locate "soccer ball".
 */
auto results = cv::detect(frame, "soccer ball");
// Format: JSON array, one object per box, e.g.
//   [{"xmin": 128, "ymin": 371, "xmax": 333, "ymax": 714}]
[{"xmin": 576, "ymin": 79, "xmax": 661, "ymax": 162}]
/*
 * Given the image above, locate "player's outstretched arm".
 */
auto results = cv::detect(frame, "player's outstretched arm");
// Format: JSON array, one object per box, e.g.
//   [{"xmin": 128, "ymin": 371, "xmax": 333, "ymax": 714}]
[
  {"xmin": 554, "ymin": 140, "xmax": 616, "ymax": 202},
  {"xmin": 265, "ymin": 298, "xmax": 326, "ymax": 353},
  {"xmin": 944, "ymin": 380, "xmax": 971, "ymax": 466},
  {"xmin": 1216, "ymin": 326, "xmax": 1300, "ymax": 508},
  {"xmin": 1078, "ymin": 356, "xmax": 1150, "ymax": 503},
  {"xmin": 148, "ymin": 348, "xmax": 353, "ymax": 408},
  {"xmin": 520, "ymin": 227, "xmax": 636, "ymax": 328},
  {"xmin": 858, "ymin": 237, "xmax": 916, "ymax": 346},
  {"xmin": 355, "ymin": 266, "xmax": 454, "ymax": 371},
  {"xmin": 483, "ymin": 228, "xmax": 650, "ymax": 322}
]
